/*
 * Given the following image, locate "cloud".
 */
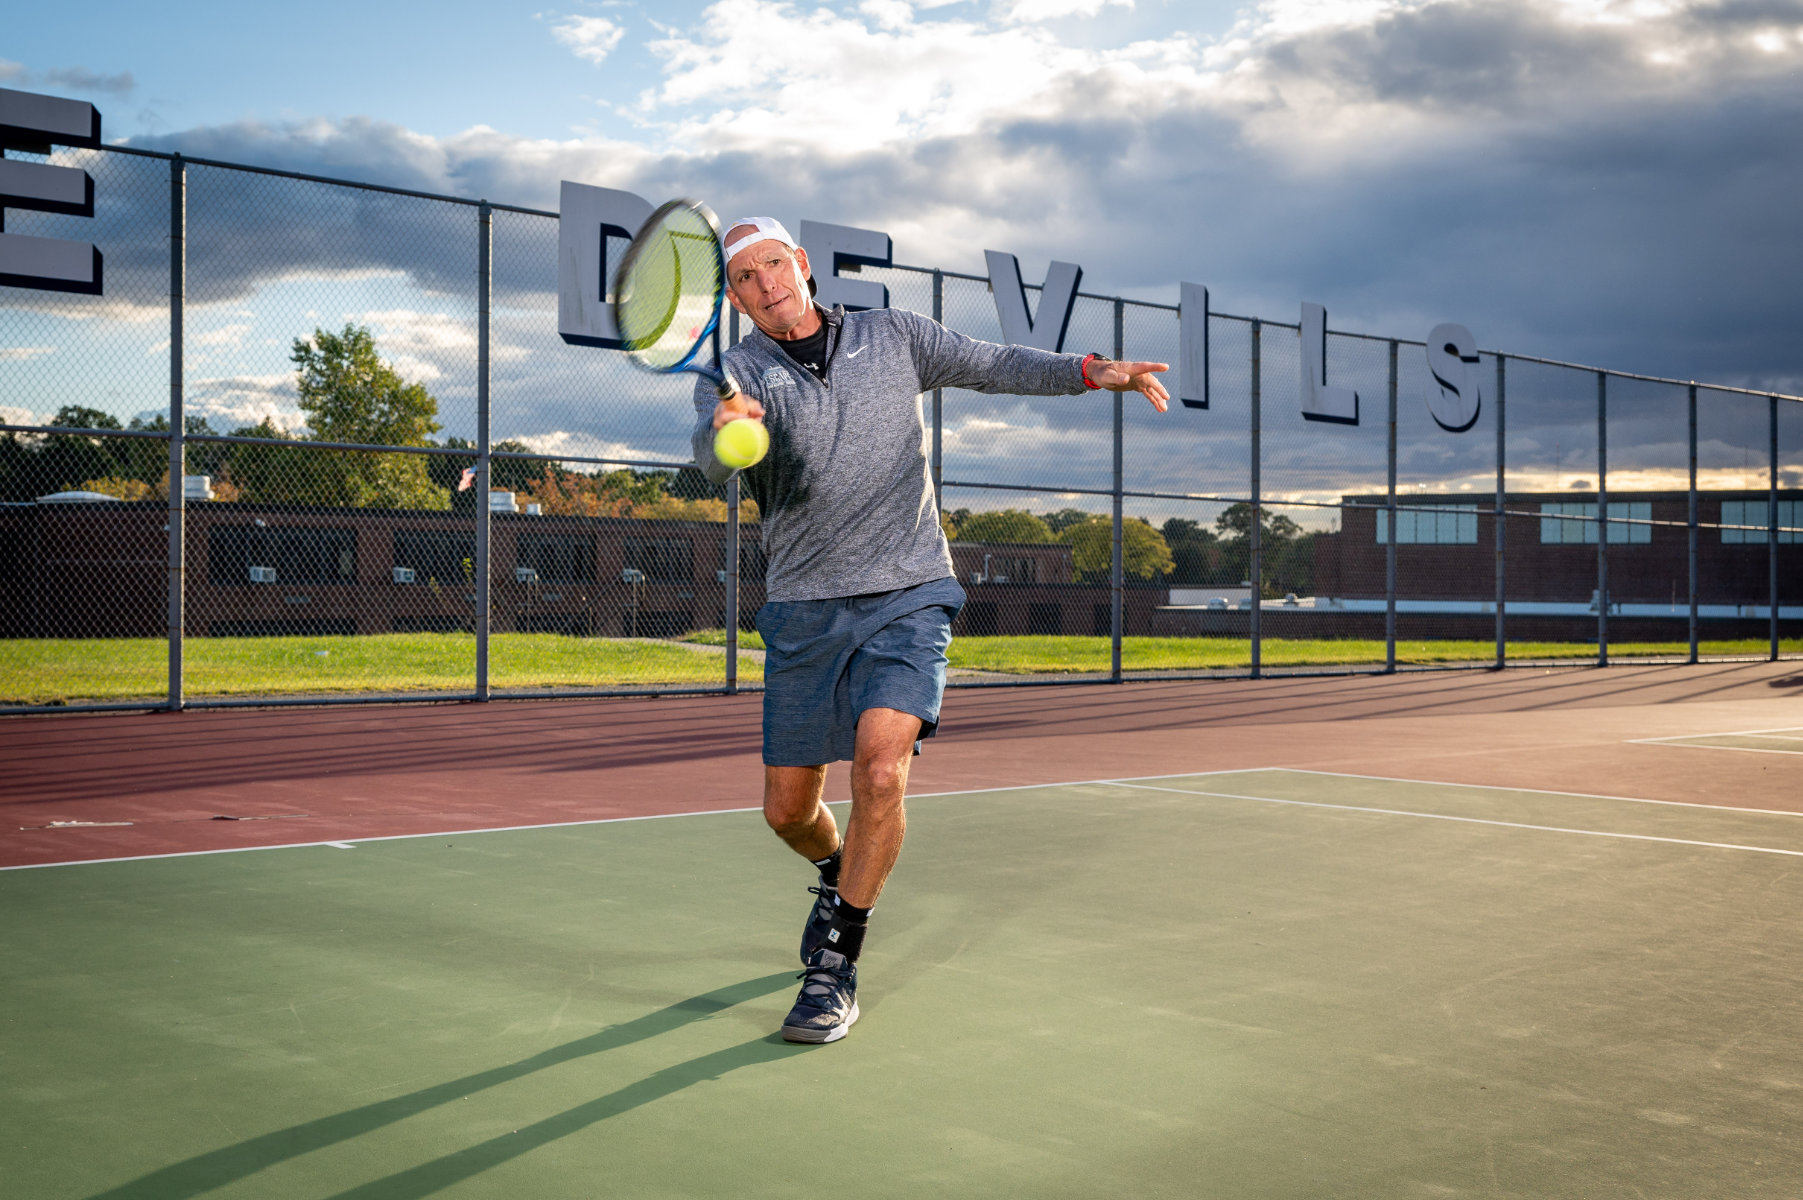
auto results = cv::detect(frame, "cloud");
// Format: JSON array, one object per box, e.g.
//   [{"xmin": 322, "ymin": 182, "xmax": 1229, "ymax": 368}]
[
  {"xmin": 1, "ymin": 405, "xmax": 49, "ymax": 426},
  {"xmin": 13, "ymin": 0, "xmax": 1789, "ymax": 495},
  {"xmin": 551, "ymin": 14, "xmax": 628, "ymax": 63},
  {"xmin": 510, "ymin": 430, "xmax": 673, "ymax": 463},
  {"xmin": 1001, "ymin": 0, "xmax": 1134, "ymax": 21},
  {"xmin": 0, "ymin": 346, "xmax": 56, "ymax": 361},
  {"xmin": 42, "ymin": 67, "xmax": 136, "ymax": 95},
  {"xmin": 193, "ymin": 323, "xmax": 252, "ymax": 348},
  {"xmin": 0, "ymin": 61, "xmax": 135, "ymax": 95},
  {"xmin": 186, "ymin": 373, "xmax": 306, "ymax": 433}
]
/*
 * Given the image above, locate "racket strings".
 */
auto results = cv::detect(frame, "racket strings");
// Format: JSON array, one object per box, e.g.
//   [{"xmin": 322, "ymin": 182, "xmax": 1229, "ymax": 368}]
[{"xmin": 616, "ymin": 207, "xmax": 724, "ymax": 371}]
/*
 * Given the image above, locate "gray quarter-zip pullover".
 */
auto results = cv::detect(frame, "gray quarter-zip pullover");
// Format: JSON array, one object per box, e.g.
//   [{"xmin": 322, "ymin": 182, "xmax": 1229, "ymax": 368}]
[{"xmin": 692, "ymin": 305, "xmax": 1092, "ymax": 601}]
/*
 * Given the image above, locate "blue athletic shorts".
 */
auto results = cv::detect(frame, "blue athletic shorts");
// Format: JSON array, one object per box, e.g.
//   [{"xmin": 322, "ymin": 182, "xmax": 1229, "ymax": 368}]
[{"xmin": 755, "ymin": 576, "xmax": 967, "ymax": 766}]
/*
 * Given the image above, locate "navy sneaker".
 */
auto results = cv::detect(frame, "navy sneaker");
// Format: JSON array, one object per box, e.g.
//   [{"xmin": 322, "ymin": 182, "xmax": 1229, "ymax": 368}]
[
  {"xmin": 781, "ymin": 948, "xmax": 859, "ymax": 1044},
  {"xmin": 799, "ymin": 882, "xmax": 837, "ymax": 965}
]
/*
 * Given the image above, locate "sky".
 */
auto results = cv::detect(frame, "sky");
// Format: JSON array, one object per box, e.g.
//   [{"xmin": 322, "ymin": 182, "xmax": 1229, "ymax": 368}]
[{"xmin": 5, "ymin": 0, "xmax": 1802, "ymax": 508}]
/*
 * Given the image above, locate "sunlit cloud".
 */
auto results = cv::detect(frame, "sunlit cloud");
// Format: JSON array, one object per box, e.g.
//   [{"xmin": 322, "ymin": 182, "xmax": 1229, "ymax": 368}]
[{"xmin": 552, "ymin": 14, "xmax": 628, "ymax": 64}]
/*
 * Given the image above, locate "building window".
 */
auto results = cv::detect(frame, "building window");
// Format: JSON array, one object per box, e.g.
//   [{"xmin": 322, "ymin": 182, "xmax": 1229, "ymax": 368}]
[
  {"xmin": 721, "ymin": 540, "xmax": 768, "ymax": 584},
  {"xmin": 624, "ymin": 536, "xmax": 692, "ymax": 583},
  {"xmin": 1720, "ymin": 500, "xmax": 1800, "ymax": 544},
  {"xmin": 209, "ymin": 525, "xmax": 357, "ymax": 585},
  {"xmin": 1376, "ymin": 505, "xmax": 1477, "ymax": 544},
  {"xmin": 0, "ymin": 526, "xmax": 21, "ymax": 581},
  {"xmin": 965, "ymin": 602, "xmax": 999, "ymax": 636},
  {"xmin": 394, "ymin": 530, "xmax": 475, "ymax": 585},
  {"xmin": 1538, "ymin": 501, "xmax": 1651, "ymax": 544},
  {"xmin": 518, "ymin": 534, "xmax": 596, "ymax": 583},
  {"xmin": 988, "ymin": 556, "xmax": 1038, "ymax": 583}
]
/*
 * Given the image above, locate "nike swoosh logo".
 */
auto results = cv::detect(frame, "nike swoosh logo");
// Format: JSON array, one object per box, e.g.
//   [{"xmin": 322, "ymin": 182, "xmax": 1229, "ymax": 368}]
[{"xmin": 846, "ymin": 347, "xmax": 865, "ymax": 358}]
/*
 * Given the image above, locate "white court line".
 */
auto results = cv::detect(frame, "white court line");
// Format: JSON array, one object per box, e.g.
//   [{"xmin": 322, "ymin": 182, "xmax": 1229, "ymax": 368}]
[
  {"xmin": 0, "ymin": 806, "xmax": 764, "ymax": 872},
  {"xmin": 0, "ymin": 770, "xmax": 1265, "ymax": 873},
  {"xmin": 1626, "ymin": 736, "xmax": 1803, "ymax": 757},
  {"xmin": 1108, "ymin": 781, "xmax": 1803, "ymax": 860},
  {"xmin": 1269, "ymin": 767, "xmax": 1803, "ymax": 818},
  {"xmin": 10, "ymin": 761, "xmax": 1791, "ymax": 875},
  {"xmin": 1633, "ymin": 724, "xmax": 1803, "ymax": 741}
]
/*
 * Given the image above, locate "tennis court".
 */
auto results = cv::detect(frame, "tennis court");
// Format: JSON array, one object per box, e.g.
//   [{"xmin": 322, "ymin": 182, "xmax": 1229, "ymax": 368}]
[{"xmin": 4, "ymin": 663, "xmax": 1802, "ymax": 1197}]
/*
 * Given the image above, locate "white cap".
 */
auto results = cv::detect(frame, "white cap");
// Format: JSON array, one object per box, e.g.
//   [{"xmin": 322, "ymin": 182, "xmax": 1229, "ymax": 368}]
[
  {"xmin": 723, "ymin": 216, "xmax": 816, "ymax": 296},
  {"xmin": 723, "ymin": 216, "xmax": 799, "ymax": 264}
]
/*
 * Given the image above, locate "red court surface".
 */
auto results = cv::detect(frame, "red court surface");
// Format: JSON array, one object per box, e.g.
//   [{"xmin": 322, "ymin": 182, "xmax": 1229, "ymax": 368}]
[{"xmin": 4, "ymin": 661, "xmax": 1800, "ymax": 869}]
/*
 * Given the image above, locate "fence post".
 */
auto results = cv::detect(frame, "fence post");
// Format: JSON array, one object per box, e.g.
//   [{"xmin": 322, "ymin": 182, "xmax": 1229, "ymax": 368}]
[
  {"xmin": 1772, "ymin": 396, "xmax": 1781, "ymax": 662},
  {"xmin": 166, "ymin": 153, "xmax": 186, "ymax": 713},
  {"xmin": 1688, "ymin": 384, "xmax": 1698, "ymax": 663},
  {"xmin": 1596, "ymin": 370, "xmax": 1608, "ymax": 667},
  {"xmin": 1494, "ymin": 355, "xmax": 1507, "ymax": 669},
  {"xmin": 1111, "ymin": 298, "xmax": 1124, "ymax": 683},
  {"xmin": 475, "ymin": 201, "xmax": 492, "ymax": 700},
  {"xmin": 1385, "ymin": 339, "xmax": 1397, "ymax": 674},
  {"xmin": 726, "ymin": 308, "xmax": 740, "ymax": 694},
  {"xmin": 1249, "ymin": 319, "xmax": 1261, "ymax": 680},
  {"xmin": 932, "ymin": 270, "xmax": 944, "ymax": 513},
  {"xmin": 726, "ymin": 475, "xmax": 740, "ymax": 693}
]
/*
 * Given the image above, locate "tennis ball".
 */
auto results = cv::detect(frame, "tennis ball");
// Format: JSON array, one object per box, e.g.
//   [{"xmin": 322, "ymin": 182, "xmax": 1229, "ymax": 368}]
[{"xmin": 714, "ymin": 418, "xmax": 769, "ymax": 469}]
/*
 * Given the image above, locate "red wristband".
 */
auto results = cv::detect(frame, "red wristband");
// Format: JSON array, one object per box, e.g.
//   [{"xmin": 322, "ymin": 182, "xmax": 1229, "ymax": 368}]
[{"xmin": 1080, "ymin": 353, "xmax": 1103, "ymax": 390}]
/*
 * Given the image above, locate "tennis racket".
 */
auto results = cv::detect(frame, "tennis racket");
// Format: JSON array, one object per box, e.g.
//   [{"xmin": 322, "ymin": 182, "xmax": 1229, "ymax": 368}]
[{"xmin": 613, "ymin": 198, "xmax": 736, "ymax": 400}]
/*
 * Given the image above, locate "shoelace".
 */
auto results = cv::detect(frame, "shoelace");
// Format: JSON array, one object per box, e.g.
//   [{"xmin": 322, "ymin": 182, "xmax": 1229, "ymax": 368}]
[{"xmin": 794, "ymin": 958, "xmax": 853, "ymax": 1011}]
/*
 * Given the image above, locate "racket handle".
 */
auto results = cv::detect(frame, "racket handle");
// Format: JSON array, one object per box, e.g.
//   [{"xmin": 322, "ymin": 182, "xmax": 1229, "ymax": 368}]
[{"xmin": 715, "ymin": 374, "xmax": 738, "ymax": 401}]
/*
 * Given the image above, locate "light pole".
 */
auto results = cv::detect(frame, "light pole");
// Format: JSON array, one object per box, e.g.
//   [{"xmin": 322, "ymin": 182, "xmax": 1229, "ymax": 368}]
[{"xmin": 621, "ymin": 567, "xmax": 645, "ymax": 636}]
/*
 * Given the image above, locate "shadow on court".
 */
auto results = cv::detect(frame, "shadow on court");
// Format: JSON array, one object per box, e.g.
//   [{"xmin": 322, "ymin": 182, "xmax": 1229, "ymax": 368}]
[
  {"xmin": 8, "ymin": 762, "xmax": 1803, "ymax": 1198},
  {"xmin": 82, "ymin": 974, "xmax": 800, "ymax": 1200}
]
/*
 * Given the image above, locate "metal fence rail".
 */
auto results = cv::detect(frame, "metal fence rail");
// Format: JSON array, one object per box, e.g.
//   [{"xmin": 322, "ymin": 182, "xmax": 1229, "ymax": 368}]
[{"xmin": 1, "ymin": 143, "xmax": 1798, "ymax": 714}]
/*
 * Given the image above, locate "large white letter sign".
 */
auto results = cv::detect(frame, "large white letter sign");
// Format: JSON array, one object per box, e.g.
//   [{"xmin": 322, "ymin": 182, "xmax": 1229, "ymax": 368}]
[
  {"xmin": 985, "ymin": 251, "xmax": 1082, "ymax": 352},
  {"xmin": 1299, "ymin": 301, "xmax": 1358, "ymax": 425},
  {"xmin": 1424, "ymin": 322, "xmax": 1482, "ymax": 433},
  {"xmin": 1179, "ymin": 282, "xmax": 1208, "ymax": 409},
  {"xmin": 557, "ymin": 181, "xmax": 654, "ymax": 349},
  {"xmin": 0, "ymin": 88, "xmax": 103, "ymax": 295},
  {"xmin": 800, "ymin": 220, "xmax": 891, "ymax": 312}
]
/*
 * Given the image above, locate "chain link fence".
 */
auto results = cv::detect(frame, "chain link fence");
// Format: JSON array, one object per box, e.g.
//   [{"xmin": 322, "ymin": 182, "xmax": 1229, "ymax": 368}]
[{"xmin": 3, "ymin": 144, "xmax": 1798, "ymax": 712}]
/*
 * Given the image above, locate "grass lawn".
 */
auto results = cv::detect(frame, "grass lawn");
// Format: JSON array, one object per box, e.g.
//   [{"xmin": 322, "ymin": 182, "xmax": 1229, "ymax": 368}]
[
  {"xmin": 0, "ymin": 633, "xmax": 761, "ymax": 705},
  {"xmin": 690, "ymin": 630, "xmax": 1799, "ymax": 673},
  {"xmin": 938, "ymin": 635, "xmax": 1800, "ymax": 674},
  {"xmin": 5, "ymin": 633, "xmax": 1794, "ymax": 705}
]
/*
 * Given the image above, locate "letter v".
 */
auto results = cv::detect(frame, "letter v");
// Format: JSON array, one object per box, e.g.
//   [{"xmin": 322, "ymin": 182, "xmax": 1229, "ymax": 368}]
[{"xmin": 984, "ymin": 251, "xmax": 1083, "ymax": 352}]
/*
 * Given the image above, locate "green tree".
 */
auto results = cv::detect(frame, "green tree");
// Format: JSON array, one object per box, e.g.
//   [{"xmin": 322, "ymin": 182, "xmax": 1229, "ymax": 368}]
[
  {"xmin": 953, "ymin": 508, "xmax": 1053, "ymax": 543},
  {"xmin": 1043, "ymin": 507, "xmax": 1093, "ymax": 534},
  {"xmin": 432, "ymin": 437, "xmax": 551, "ymax": 511},
  {"xmin": 1161, "ymin": 517, "xmax": 1222, "ymax": 585},
  {"xmin": 290, "ymin": 324, "xmax": 450, "ymax": 510},
  {"xmin": 1213, "ymin": 502, "xmax": 1303, "ymax": 544},
  {"xmin": 18, "ymin": 407, "xmax": 133, "ymax": 497},
  {"xmin": 1057, "ymin": 517, "xmax": 1174, "ymax": 582},
  {"xmin": 219, "ymin": 419, "xmax": 333, "ymax": 506},
  {"xmin": 1213, "ymin": 503, "xmax": 1314, "ymax": 596}
]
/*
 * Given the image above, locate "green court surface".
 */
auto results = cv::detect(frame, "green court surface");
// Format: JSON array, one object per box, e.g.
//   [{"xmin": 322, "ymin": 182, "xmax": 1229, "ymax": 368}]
[
  {"xmin": 5, "ymin": 771, "xmax": 1803, "ymax": 1198},
  {"xmin": 1631, "ymin": 727, "xmax": 1803, "ymax": 755}
]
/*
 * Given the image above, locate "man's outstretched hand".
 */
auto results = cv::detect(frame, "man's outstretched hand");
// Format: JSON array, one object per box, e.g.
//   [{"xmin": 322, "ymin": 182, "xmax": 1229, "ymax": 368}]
[
  {"xmin": 712, "ymin": 389, "xmax": 765, "ymax": 430},
  {"xmin": 1088, "ymin": 358, "xmax": 1171, "ymax": 412}
]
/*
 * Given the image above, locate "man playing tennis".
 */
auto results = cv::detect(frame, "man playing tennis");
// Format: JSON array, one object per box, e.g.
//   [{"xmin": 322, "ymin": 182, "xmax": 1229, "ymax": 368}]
[{"xmin": 693, "ymin": 217, "xmax": 1169, "ymax": 1043}]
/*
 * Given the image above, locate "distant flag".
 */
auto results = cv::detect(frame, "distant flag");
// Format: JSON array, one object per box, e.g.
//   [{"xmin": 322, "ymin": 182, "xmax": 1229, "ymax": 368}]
[{"xmin": 459, "ymin": 464, "xmax": 478, "ymax": 491}]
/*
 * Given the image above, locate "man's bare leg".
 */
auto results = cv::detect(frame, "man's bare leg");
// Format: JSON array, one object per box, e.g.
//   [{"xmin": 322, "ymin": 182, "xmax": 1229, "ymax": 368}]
[
  {"xmin": 764, "ymin": 763, "xmax": 838, "ymax": 861},
  {"xmin": 838, "ymin": 706, "xmax": 924, "ymax": 909}
]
